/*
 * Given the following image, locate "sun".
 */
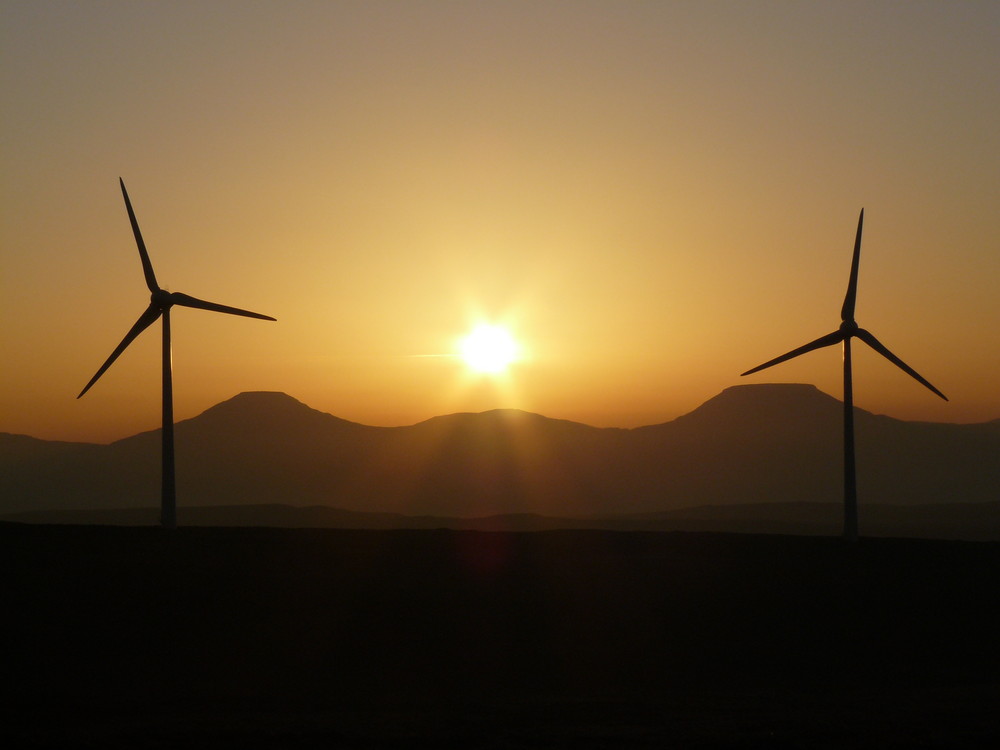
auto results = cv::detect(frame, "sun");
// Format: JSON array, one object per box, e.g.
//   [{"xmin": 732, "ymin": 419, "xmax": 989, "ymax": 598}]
[{"xmin": 459, "ymin": 324, "xmax": 519, "ymax": 374}]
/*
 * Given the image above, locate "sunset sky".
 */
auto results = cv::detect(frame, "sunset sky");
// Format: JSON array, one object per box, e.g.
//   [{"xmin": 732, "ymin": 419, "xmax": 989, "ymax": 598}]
[{"xmin": 2, "ymin": 1, "xmax": 998, "ymax": 443}]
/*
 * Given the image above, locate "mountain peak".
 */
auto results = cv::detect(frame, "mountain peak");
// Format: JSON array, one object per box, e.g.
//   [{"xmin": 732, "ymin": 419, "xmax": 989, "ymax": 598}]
[
  {"xmin": 418, "ymin": 408, "xmax": 554, "ymax": 425},
  {"xmin": 708, "ymin": 382, "xmax": 835, "ymax": 406},
  {"xmin": 198, "ymin": 391, "xmax": 311, "ymax": 418},
  {"xmin": 714, "ymin": 382, "xmax": 834, "ymax": 405},
  {"xmin": 661, "ymin": 383, "xmax": 845, "ymax": 434},
  {"xmin": 411, "ymin": 407, "xmax": 602, "ymax": 435},
  {"xmin": 212, "ymin": 390, "xmax": 307, "ymax": 409},
  {"xmin": 189, "ymin": 391, "xmax": 366, "ymax": 432}
]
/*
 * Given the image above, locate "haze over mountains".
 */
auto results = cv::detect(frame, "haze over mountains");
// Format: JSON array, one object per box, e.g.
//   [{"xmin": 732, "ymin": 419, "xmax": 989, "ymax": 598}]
[{"xmin": 3, "ymin": 383, "xmax": 998, "ymax": 536}]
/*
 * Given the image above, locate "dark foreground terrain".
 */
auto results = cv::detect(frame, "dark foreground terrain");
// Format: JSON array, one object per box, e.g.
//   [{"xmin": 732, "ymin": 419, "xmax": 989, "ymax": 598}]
[{"xmin": 5, "ymin": 523, "xmax": 1000, "ymax": 747}]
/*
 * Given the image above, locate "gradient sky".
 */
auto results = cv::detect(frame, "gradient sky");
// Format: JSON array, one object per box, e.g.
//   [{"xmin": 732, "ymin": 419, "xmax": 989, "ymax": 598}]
[{"xmin": 2, "ymin": 1, "xmax": 998, "ymax": 443}]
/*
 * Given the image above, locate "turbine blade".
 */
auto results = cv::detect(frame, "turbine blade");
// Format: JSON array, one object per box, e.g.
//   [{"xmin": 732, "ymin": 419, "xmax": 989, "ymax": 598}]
[
  {"xmin": 741, "ymin": 330, "xmax": 844, "ymax": 377},
  {"xmin": 840, "ymin": 208, "xmax": 864, "ymax": 322},
  {"xmin": 120, "ymin": 178, "xmax": 160, "ymax": 293},
  {"xmin": 856, "ymin": 328, "xmax": 948, "ymax": 401},
  {"xmin": 170, "ymin": 292, "xmax": 276, "ymax": 321},
  {"xmin": 77, "ymin": 304, "xmax": 161, "ymax": 398}
]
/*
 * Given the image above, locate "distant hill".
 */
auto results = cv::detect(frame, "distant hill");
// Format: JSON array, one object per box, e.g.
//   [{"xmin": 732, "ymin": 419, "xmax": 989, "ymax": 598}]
[{"xmin": 2, "ymin": 385, "xmax": 998, "ymax": 530}]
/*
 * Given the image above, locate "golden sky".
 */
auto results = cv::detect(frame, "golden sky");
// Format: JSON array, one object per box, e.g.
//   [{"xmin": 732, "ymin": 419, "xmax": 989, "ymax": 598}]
[{"xmin": 2, "ymin": 1, "xmax": 998, "ymax": 443}]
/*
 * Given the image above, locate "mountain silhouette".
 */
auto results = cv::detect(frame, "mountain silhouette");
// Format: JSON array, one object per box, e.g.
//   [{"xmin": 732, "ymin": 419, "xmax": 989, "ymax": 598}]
[{"xmin": 2, "ymin": 385, "xmax": 997, "ymax": 523}]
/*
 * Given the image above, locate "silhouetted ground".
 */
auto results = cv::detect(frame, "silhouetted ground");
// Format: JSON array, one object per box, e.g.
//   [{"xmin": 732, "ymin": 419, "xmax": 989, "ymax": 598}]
[
  {"xmin": 10, "ymin": 500, "xmax": 1000, "ymax": 540},
  {"xmin": 4, "ymin": 523, "xmax": 1000, "ymax": 747}
]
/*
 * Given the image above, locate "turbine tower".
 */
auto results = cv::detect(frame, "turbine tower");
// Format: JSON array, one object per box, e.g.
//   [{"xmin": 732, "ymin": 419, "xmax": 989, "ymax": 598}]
[
  {"xmin": 78, "ymin": 178, "xmax": 276, "ymax": 529},
  {"xmin": 741, "ymin": 209, "xmax": 946, "ymax": 542}
]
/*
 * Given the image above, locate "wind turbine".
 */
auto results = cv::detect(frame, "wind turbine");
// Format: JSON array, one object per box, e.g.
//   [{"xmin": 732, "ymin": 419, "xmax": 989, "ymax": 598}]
[
  {"xmin": 741, "ymin": 209, "xmax": 946, "ymax": 542},
  {"xmin": 78, "ymin": 179, "xmax": 276, "ymax": 529}
]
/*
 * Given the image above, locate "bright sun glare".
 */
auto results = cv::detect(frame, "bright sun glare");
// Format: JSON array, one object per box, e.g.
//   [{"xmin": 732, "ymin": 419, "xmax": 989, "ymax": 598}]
[{"xmin": 459, "ymin": 324, "xmax": 519, "ymax": 374}]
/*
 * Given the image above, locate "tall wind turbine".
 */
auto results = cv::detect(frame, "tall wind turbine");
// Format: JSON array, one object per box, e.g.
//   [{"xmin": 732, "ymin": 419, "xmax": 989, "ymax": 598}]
[
  {"xmin": 78, "ymin": 179, "xmax": 276, "ymax": 529},
  {"xmin": 741, "ymin": 209, "xmax": 946, "ymax": 542}
]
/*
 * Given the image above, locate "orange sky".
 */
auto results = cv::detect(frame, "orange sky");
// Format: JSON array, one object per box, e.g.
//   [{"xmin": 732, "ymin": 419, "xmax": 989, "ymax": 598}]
[{"xmin": 2, "ymin": 2, "xmax": 998, "ymax": 443}]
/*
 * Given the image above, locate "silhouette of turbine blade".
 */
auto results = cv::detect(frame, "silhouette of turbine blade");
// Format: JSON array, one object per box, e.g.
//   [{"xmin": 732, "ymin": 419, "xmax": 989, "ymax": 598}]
[
  {"xmin": 740, "ymin": 330, "xmax": 845, "ymax": 377},
  {"xmin": 855, "ymin": 328, "xmax": 948, "ymax": 401},
  {"xmin": 120, "ymin": 178, "xmax": 159, "ymax": 293},
  {"xmin": 78, "ymin": 303, "xmax": 161, "ymax": 398},
  {"xmin": 170, "ymin": 292, "xmax": 276, "ymax": 321},
  {"xmin": 840, "ymin": 208, "xmax": 864, "ymax": 322}
]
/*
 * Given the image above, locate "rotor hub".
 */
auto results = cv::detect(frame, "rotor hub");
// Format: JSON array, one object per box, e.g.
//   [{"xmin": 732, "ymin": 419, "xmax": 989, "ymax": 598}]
[{"xmin": 151, "ymin": 289, "xmax": 173, "ymax": 308}]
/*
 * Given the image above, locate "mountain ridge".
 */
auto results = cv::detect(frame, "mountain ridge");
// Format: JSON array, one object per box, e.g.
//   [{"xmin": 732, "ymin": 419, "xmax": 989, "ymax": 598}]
[{"xmin": 2, "ymin": 384, "xmax": 997, "ymax": 522}]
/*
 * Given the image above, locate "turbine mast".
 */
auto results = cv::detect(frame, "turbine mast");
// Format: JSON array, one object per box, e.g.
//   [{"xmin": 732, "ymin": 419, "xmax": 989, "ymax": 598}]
[
  {"xmin": 162, "ymin": 307, "xmax": 176, "ymax": 530},
  {"xmin": 842, "ymin": 336, "xmax": 858, "ymax": 543}
]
